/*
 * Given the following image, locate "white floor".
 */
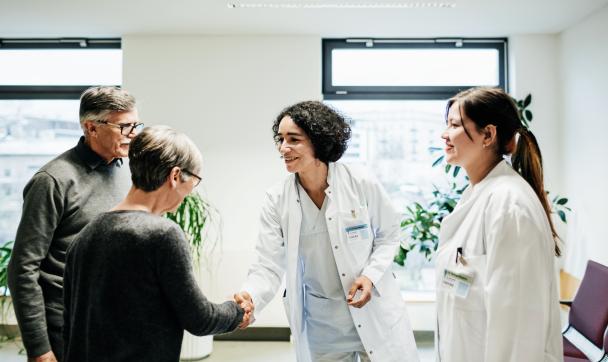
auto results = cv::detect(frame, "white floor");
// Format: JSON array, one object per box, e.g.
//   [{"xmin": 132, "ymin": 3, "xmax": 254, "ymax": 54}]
[{"xmin": 0, "ymin": 339, "xmax": 434, "ymax": 362}]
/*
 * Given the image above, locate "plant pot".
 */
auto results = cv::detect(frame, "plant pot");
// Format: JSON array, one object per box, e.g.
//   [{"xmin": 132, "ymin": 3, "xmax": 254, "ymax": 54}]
[
  {"xmin": 0, "ymin": 296, "xmax": 19, "ymax": 340},
  {"xmin": 180, "ymin": 333, "xmax": 212, "ymax": 361}
]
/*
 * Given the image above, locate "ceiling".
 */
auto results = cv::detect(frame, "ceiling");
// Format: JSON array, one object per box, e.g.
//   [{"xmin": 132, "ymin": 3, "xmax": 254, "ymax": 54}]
[{"xmin": 0, "ymin": 0, "xmax": 607, "ymax": 38}]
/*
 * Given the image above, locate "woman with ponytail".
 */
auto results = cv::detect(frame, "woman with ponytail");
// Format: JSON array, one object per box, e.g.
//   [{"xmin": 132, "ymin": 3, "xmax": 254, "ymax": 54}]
[{"xmin": 435, "ymin": 87, "xmax": 562, "ymax": 361}]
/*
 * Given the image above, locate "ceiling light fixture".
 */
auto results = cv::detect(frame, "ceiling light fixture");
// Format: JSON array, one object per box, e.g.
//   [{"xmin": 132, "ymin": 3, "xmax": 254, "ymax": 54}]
[{"xmin": 227, "ymin": 2, "xmax": 456, "ymax": 9}]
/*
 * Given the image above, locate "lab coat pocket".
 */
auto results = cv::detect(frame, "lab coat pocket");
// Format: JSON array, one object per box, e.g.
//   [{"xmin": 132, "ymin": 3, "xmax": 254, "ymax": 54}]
[
  {"xmin": 450, "ymin": 254, "xmax": 487, "ymax": 351},
  {"xmin": 282, "ymin": 290, "xmax": 290, "ymax": 313},
  {"xmin": 282, "ymin": 292, "xmax": 297, "ymax": 331},
  {"xmin": 450, "ymin": 254, "xmax": 486, "ymax": 311},
  {"xmin": 305, "ymin": 293, "xmax": 350, "ymax": 326},
  {"xmin": 373, "ymin": 274, "xmax": 406, "ymax": 329}
]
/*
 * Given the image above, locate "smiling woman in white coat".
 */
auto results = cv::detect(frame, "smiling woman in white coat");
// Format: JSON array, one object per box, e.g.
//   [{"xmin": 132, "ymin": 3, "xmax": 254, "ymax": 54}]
[
  {"xmin": 234, "ymin": 101, "xmax": 419, "ymax": 362},
  {"xmin": 436, "ymin": 87, "xmax": 563, "ymax": 361}
]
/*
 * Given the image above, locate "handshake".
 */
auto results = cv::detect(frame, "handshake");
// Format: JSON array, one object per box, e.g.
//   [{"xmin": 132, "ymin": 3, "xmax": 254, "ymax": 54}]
[
  {"xmin": 230, "ymin": 275, "xmax": 374, "ymax": 330},
  {"xmin": 233, "ymin": 291, "xmax": 255, "ymax": 330}
]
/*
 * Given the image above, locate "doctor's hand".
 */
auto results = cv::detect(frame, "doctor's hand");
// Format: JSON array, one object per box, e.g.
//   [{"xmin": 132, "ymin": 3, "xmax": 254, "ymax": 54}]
[
  {"xmin": 347, "ymin": 275, "xmax": 373, "ymax": 308},
  {"xmin": 234, "ymin": 291, "xmax": 255, "ymax": 329}
]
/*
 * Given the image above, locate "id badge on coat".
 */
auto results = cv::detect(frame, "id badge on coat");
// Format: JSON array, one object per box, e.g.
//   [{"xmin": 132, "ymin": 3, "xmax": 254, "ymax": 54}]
[
  {"xmin": 342, "ymin": 207, "xmax": 371, "ymax": 243},
  {"xmin": 441, "ymin": 267, "xmax": 475, "ymax": 299},
  {"xmin": 345, "ymin": 223, "xmax": 370, "ymax": 242}
]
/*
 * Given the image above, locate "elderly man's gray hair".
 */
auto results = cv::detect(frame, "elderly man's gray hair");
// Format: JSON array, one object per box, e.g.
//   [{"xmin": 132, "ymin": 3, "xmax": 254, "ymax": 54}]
[
  {"xmin": 79, "ymin": 86, "xmax": 136, "ymax": 129},
  {"xmin": 128, "ymin": 125, "xmax": 203, "ymax": 192}
]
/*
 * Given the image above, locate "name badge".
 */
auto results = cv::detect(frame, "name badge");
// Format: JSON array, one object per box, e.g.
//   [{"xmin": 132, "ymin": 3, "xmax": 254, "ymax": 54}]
[
  {"xmin": 345, "ymin": 224, "xmax": 370, "ymax": 242},
  {"xmin": 442, "ymin": 268, "xmax": 475, "ymax": 299}
]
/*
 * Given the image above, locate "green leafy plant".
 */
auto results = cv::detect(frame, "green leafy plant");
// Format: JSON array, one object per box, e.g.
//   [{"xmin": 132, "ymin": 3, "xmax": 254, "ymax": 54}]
[
  {"xmin": 515, "ymin": 94, "xmax": 533, "ymax": 129},
  {"xmin": 394, "ymin": 94, "xmax": 571, "ymax": 266},
  {"xmin": 0, "ymin": 240, "xmax": 20, "ymax": 344},
  {"xmin": 0, "ymin": 241, "xmax": 12, "ymax": 299},
  {"xmin": 394, "ymin": 182, "xmax": 467, "ymax": 266},
  {"xmin": 165, "ymin": 192, "xmax": 219, "ymax": 262},
  {"xmin": 551, "ymin": 194, "xmax": 571, "ymax": 223}
]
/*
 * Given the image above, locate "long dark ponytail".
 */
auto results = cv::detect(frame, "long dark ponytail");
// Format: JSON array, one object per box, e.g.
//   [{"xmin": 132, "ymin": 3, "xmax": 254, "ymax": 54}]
[
  {"xmin": 512, "ymin": 128, "xmax": 560, "ymax": 255},
  {"xmin": 449, "ymin": 87, "xmax": 560, "ymax": 256}
]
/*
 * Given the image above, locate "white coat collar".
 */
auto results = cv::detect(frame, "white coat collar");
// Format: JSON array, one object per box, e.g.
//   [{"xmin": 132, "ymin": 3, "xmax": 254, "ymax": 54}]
[
  {"xmin": 326, "ymin": 162, "xmax": 336, "ymax": 185},
  {"xmin": 459, "ymin": 159, "xmax": 510, "ymax": 204},
  {"xmin": 439, "ymin": 160, "xmax": 511, "ymax": 245},
  {"xmin": 325, "ymin": 162, "xmax": 336, "ymax": 198}
]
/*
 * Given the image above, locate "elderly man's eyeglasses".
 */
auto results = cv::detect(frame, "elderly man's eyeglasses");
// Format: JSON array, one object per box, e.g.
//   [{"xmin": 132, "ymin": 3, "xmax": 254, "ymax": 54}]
[
  {"xmin": 96, "ymin": 120, "xmax": 144, "ymax": 136},
  {"xmin": 183, "ymin": 169, "xmax": 202, "ymax": 187}
]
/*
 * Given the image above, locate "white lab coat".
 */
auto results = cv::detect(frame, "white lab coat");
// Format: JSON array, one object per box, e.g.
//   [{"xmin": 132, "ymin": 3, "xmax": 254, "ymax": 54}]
[
  {"xmin": 242, "ymin": 162, "xmax": 419, "ymax": 362},
  {"xmin": 435, "ymin": 160, "xmax": 563, "ymax": 362}
]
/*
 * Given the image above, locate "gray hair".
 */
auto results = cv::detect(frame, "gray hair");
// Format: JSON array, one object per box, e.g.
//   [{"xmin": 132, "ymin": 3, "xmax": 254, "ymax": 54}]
[
  {"xmin": 79, "ymin": 86, "xmax": 136, "ymax": 130},
  {"xmin": 128, "ymin": 125, "xmax": 203, "ymax": 192}
]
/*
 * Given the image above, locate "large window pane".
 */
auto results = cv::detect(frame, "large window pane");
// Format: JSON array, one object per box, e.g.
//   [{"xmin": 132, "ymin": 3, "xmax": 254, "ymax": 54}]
[
  {"xmin": 332, "ymin": 48, "xmax": 499, "ymax": 87},
  {"xmin": 329, "ymin": 100, "xmax": 447, "ymax": 210},
  {"xmin": 0, "ymin": 100, "xmax": 80, "ymax": 243},
  {"xmin": 0, "ymin": 49, "xmax": 121, "ymax": 86}
]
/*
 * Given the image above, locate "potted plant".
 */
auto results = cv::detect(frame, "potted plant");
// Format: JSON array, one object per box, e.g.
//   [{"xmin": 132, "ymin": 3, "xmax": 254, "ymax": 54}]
[
  {"xmin": 0, "ymin": 240, "xmax": 20, "ymax": 346},
  {"xmin": 165, "ymin": 192, "xmax": 221, "ymax": 361},
  {"xmin": 394, "ymin": 94, "xmax": 571, "ymax": 269},
  {"xmin": 394, "ymin": 182, "xmax": 465, "ymax": 268}
]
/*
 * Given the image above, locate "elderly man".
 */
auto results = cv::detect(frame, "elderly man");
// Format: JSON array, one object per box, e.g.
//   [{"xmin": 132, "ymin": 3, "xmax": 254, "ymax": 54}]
[{"xmin": 7, "ymin": 86, "xmax": 141, "ymax": 362}]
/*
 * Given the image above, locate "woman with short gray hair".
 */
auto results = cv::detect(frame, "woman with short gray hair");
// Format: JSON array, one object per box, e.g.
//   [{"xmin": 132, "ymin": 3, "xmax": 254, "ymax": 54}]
[{"xmin": 63, "ymin": 125, "xmax": 250, "ymax": 362}]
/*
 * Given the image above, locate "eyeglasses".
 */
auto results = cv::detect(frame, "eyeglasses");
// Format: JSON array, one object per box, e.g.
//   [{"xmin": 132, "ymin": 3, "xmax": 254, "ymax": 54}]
[
  {"xmin": 183, "ymin": 169, "xmax": 202, "ymax": 187},
  {"xmin": 96, "ymin": 120, "xmax": 145, "ymax": 136}
]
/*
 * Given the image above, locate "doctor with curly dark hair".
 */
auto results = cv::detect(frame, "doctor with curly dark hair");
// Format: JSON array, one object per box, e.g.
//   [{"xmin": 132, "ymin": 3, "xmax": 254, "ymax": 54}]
[{"xmin": 235, "ymin": 101, "xmax": 419, "ymax": 362}]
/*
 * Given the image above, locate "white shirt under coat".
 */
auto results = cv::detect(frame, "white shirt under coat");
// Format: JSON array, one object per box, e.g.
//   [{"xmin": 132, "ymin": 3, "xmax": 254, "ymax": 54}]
[
  {"xmin": 242, "ymin": 162, "xmax": 419, "ymax": 362},
  {"xmin": 435, "ymin": 160, "xmax": 563, "ymax": 362},
  {"xmin": 297, "ymin": 181, "xmax": 364, "ymax": 353}
]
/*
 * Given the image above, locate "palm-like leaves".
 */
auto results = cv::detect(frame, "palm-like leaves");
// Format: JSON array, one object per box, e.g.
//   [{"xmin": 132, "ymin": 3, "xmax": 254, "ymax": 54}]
[{"xmin": 165, "ymin": 192, "xmax": 218, "ymax": 261}]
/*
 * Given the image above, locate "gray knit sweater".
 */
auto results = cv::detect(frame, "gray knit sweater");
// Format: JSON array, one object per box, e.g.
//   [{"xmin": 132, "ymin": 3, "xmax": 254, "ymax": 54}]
[
  {"xmin": 63, "ymin": 210, "xmax": 244, "ymax": 362},
  {"xmin": 7, "ymin": 136, "xmax": 131, "ymax": 358}
]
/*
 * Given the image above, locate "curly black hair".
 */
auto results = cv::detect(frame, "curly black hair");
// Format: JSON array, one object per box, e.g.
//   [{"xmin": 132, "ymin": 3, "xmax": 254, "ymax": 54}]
[{"xmin": 272, "ymin": 101, "xmax": 351, "ymax": 163}]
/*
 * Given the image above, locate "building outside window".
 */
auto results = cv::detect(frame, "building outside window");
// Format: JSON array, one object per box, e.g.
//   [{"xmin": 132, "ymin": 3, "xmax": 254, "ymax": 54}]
[{"xmin": 0, "ymin": 39, "xmax": 121, "ymax": 244}]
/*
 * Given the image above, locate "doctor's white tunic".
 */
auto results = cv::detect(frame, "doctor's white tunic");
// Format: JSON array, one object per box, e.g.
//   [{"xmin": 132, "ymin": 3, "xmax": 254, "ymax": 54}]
[
  {"xmin": 242, "ymin": 162, "xmax": 419, "ymax": 362},
  {"xmin": 435, "ymin": 160, "xmax": 563, "ymax": 362},
  {"xmin": 297, "ymin": 182, "xmax": 364, "ymax": 353}
]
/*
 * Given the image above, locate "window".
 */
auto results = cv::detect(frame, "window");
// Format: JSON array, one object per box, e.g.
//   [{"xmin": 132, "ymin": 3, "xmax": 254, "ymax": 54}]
[
  {"xmin": 323, "ymin": 38, "xmax": 507, "ymax": 292},
  {"xmin": 324, "ymin": 38, "xmax": 507, "ymax": 100},
  {"xmin": 0, "ymin": 38, "xmax": 121, "ymax": 244}
]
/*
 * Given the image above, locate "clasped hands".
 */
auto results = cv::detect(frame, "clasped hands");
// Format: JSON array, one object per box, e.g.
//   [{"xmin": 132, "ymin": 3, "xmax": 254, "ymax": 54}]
[
  {"xmin": 233, "ymin": 291, "xmax": 255, "ymax": 329},
  {"xmin": 233, "ymin": 274, "xmax": 372, "ymax": 330}
]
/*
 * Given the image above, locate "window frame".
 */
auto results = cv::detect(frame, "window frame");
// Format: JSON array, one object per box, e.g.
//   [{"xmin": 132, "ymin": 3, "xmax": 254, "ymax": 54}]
[
  {"xmin": 322, "ymin": 38, "xmax": 508, "ymax": 100},
  {"xmin": 0, "ymin": 38, "xmax": 121, "ymax": 99}
]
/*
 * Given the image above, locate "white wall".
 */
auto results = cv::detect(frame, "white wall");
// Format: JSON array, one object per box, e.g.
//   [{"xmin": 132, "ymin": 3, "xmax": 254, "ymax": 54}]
[
  {"xmin": 558, "ymin": 5, "xmax": 608, "ymax": 274},
  {"xmin": 123, "ymin": 35, "xmax": 322, "ymax": 326},
  {"xmin": 508, "ymin": 34, "xmax": 562, "ymax": 194},
  {"xmin": 508, "ymin": 35, "xmax": 571, "ymax": 267}
]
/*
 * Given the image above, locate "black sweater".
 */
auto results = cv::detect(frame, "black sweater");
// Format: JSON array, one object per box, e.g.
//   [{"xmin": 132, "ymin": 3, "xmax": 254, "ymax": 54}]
[{"xmin": 63, "ymin": 210, "xmax": 243, "ymax": 362}]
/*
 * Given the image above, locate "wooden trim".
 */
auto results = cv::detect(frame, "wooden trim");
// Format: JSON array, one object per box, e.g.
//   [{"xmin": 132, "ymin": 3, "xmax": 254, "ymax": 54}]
[{"xmin": 560, "ymin": 270, "xmax": 581, "ymax": 302}]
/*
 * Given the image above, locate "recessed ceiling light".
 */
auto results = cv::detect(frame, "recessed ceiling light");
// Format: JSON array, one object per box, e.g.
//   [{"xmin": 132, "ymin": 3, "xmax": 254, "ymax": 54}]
[{"xmin": 227, "ymin": 2, "xmax": 456, "ymax": 9}]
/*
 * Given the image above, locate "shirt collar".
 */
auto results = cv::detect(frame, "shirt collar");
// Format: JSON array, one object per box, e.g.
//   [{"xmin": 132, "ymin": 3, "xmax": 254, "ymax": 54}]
[{"xmin": 75, "ymin": 136, "xmax": 124, "ymax": 170}]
